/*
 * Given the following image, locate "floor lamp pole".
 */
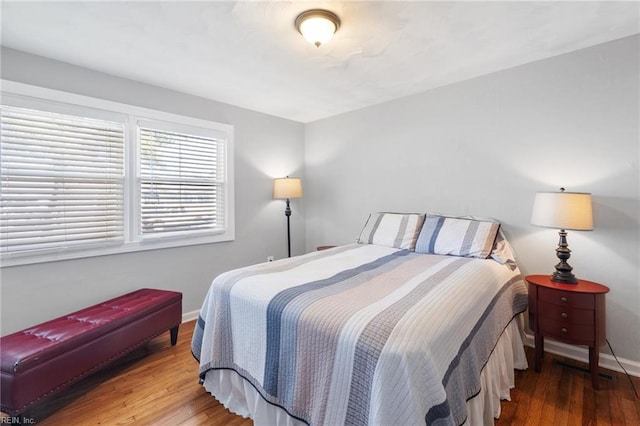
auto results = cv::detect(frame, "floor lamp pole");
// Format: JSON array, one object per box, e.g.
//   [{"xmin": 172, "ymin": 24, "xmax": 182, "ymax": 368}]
[{"xmin": 285, "ymin": 198, "xmax": 292, "ymax": 257}]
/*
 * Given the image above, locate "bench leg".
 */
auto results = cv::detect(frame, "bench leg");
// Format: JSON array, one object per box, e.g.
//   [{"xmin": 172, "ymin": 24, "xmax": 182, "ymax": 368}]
[{"xmin": 170, "ymin": 325, "xmax": 179, "ymax": 346}]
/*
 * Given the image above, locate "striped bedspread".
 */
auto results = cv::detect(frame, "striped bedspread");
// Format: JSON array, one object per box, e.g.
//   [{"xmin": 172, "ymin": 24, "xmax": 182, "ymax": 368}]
[{"xmin": 192, "ymin": 244, "xmax": 528, "ymax": 425}]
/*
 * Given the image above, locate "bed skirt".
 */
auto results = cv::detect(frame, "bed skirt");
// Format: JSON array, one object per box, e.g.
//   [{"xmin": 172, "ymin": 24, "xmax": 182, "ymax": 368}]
[{"xmin": 202, "ymin": 316, "xmax": 528, "ymax": 426}]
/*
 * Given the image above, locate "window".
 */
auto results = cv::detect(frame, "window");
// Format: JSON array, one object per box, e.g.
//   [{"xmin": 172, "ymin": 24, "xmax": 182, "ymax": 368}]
[
  {"xmin": 0, "ymin": 82, "xmax": 234, "ymax": 266},
  {"xmin": 138, "ymin": 121, "xmax": 226, "ymax": 237},
  {"xmin": 1, "ymin": 105, "xmax": 125, "ymax": 254}
]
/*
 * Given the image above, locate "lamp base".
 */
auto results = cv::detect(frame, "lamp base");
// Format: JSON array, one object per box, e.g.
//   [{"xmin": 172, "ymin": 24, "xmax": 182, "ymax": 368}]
[
  {"xmin": 285, "ymin": 198, "xmax": 292, "ymax": 258},
  {"xmin": 551, "ymin": 270, "xmax": 578, "ymax": 284},
  {"xmin": 551, "ymin": 229, "xmax": 578, "ymax": 284}
]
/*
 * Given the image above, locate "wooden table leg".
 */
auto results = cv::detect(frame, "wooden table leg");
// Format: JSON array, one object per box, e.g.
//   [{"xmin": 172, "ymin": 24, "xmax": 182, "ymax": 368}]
[
  {"xmin": 589, "ymin": 346, "xmax": 600, "ymax": 390},
  {"xmin": 535, "ymin": 333, "xmax": 544, "ymax": 373}
]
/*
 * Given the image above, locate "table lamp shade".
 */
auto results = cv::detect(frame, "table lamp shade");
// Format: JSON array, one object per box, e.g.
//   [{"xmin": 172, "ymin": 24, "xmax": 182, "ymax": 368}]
[
  {"xmin": 273, "ymin": 178, "xmax": 303, "ymax": 200},
  {"xmin": 531, "ymin": 191, "xmax": 593, "ymax": 231}
]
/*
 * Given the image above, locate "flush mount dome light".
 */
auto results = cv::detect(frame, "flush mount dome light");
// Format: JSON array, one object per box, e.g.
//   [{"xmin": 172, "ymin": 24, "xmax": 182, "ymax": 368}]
[{"xmin": 295, "ymin": 9, "xmax": 340, "ymax": 47}]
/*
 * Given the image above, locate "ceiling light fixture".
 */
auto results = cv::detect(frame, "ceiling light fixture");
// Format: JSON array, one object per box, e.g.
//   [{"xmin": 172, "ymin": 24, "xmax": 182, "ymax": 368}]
[{"xmin": 295, "ymin": 9, "xmax": 340, "ymax": 47}]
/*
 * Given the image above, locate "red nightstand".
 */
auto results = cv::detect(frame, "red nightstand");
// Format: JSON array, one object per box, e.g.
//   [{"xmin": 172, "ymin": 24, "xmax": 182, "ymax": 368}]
[{"xmin": 526, "ymin": 274, "xmax": 609, "ymax": 389}]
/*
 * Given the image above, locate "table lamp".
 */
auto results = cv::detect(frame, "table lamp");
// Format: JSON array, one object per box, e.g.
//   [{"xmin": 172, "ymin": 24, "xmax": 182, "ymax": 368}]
[{"xmin": 530, "ymin": 188, "xmax": 593, "ymax": 283}]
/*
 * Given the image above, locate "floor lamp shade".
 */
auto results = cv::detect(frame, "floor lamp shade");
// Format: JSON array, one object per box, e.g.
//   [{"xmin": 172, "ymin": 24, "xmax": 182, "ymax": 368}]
[
  {"xmin": 273, "ymin": 178, "xmax": 303, "ymax": 200},
  {"xmin": 531, "ymin": 189, "xmax": 593, "ymax": 283},
  {"xmin": 273, "ymin": 177, "xmax": 303, "ymax": 258}
]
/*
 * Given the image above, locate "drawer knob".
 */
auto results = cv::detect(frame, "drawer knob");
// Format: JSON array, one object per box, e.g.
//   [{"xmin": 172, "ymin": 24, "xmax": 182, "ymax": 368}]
[
  {"xmin": 561, "ymin": 327, "xmax": 568, "ymax": 334},
  {"xmin": 561, "ymin": 297, "xmax": 568, "ymax": 304},
  {"xmin": 561, "ymin": 312, "xmax": 568, "ymax": 319}
]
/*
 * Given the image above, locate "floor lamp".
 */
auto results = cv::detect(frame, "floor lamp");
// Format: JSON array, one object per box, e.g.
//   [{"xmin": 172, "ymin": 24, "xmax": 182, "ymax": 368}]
[{"xmin": 273, "ymin": 177, "xmax": 303, "ymax": 257}]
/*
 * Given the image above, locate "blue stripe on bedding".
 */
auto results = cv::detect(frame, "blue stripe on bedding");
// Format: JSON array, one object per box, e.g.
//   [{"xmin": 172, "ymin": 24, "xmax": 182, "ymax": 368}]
[
  {"xmin": 191, "ymin": 315, "xmax": 206, "ymax": 362},
  {"xmin": 263, "ymin": 249, "xmax": 412, "ymax": 396},
  {"xmin": 427, "ymin": 216, "xmax": 446, "ymax": 253},
  {"xmin": 344, "ymin": 258, "xmax": 468, "ymax": 425},
  {"xmin": 279, "ymin": 250, "xmax": 421, "ymax": 409}
]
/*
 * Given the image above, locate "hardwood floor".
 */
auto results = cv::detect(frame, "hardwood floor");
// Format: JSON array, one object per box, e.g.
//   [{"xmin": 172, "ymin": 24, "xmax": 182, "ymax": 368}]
[
  {"xmin": 495, "ymin": 349, "xmax": 640, "ymax": 425},
  {"xmin": 4, "ymin": 320, "xmax": 639, "ymax": 425}
]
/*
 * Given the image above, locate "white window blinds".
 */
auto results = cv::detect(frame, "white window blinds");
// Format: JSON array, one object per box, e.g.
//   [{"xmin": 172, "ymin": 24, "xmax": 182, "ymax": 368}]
[
  {"xmin": 139, "ymin": 125, "xmax": 225, "ymax": 236},
  {"xmin": 0, "ymin": 83, "xmax": 234, "ymax": 265},
  {"xmin": 0, "ymin": 105, "xmax": 125, "ymax": 254}
]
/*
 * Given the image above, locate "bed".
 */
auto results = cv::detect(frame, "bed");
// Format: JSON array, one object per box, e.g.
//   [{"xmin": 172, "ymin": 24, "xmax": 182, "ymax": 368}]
[{"xmin": 192, "ymin": 213, "xmax": 529, "ymax": 425}]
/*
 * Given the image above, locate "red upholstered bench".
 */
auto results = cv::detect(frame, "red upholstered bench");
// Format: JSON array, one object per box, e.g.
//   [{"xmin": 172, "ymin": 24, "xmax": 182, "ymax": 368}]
[{"xmin": 0, "ymin": 288, "xmax": 182, "ymax": 415}]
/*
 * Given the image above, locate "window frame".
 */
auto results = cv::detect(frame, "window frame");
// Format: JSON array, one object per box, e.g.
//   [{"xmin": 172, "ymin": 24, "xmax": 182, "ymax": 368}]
[{"xmin": 1, "ymin": 80, "xmax": 235, "ymax": 267}]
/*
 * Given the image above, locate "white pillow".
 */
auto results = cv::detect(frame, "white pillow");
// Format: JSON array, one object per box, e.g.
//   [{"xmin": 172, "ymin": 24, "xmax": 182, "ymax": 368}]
[
  {"xmin": 357, "ymin": 212, "xmax": 425, "ymax": 250},
  {"xmin": 415, "ymin": 215, "xmax": 500, "ymax": 259}
]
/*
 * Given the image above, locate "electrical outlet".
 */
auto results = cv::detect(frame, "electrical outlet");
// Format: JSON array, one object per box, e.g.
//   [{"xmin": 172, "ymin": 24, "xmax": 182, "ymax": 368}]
[{"xmin": 267, "ymin": 256, "xmax": 274, "ymax": 262}]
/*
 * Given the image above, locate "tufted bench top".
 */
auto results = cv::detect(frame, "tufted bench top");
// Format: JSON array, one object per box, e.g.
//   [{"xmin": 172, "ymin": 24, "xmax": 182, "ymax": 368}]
[{"xmin": 1, "ymin": 288, "xmax": 182, "ymax": 375}]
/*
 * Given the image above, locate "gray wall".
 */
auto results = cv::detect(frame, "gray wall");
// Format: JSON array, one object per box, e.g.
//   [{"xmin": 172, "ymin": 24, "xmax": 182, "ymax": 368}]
[
  {"xmin": 304, "ymin": 35, "xmax": 640, "ymax": 363},
  {"xmin": 0, "ymin": 47, "xmax": 306, "ymax": 334}
]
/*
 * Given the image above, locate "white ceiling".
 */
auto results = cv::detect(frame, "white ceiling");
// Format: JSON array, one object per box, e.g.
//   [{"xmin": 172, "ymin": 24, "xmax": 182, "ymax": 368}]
[{"xmin": 2, "ymin": 1, "xmax": 639, "ymax": 123}]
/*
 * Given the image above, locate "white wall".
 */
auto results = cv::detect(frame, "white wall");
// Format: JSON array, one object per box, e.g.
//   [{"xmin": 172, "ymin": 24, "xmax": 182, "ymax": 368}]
[
  {"xmin": 0, "ymin": 48, "xmax": 305, "ymax": 335},
  {"xmin": 304, "ymin": 36, "xmax": 640, "ymax": 364}
]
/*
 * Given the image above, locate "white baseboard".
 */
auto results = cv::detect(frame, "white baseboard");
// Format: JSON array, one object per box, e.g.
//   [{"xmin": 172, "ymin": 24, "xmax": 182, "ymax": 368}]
[
  {"xmin": 522, "ymin": 332, "xmax": 640, "ymax": 378},
  {"xmin": 182, "ymin": 309, "xmax": 200, "ymax": 323}
]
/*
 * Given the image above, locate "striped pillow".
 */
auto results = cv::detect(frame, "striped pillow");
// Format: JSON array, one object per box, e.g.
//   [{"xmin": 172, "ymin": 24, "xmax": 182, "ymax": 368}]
[
  {"xmin": 357, "ymin": 212, "xmax": 425, "ymax": 250},
  {"xmin": 415, "ymin": 215, "xmax": 500, "ymax": 259}
]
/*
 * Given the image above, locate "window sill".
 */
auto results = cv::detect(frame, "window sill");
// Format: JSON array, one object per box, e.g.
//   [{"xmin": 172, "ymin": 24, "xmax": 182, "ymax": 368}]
[{"xmin": 0, "ymin": 230, "xmax": 235, "ymax": 267}]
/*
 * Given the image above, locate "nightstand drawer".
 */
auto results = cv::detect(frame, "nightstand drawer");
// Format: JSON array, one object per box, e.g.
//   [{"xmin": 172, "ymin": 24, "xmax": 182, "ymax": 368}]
[
  {"xmin": 539, "ymin": 317, "xmax": 594, "ymax": 343},
  {"xmin": 538, "ymin": 301, "xmax": 594, "ymax": 325},
  {"xmin": 538, "ymin": 287, "xmax": 594, "ymax": 309}
]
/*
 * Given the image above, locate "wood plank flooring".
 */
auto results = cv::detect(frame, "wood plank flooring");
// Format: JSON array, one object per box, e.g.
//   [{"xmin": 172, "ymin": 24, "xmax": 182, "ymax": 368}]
[{"xmin": 3, "ymin": 320, "xmax": 639, "ymax": 425}]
